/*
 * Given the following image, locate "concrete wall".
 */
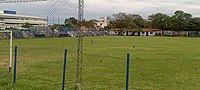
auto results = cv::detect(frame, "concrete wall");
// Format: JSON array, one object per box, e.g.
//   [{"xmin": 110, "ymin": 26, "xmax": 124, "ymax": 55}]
[
  {"xmin": 122, "ymin": 31, "xmax": 127, "ymax": 36},
  {"xmin": 109, "ymin": 31, "xmax": 157, "ymax": 36},
  {"xmin": 109, "ymin": 31, "xmax": 119, "ymax": 35},
  {"xmin": 147, "ymin": 32, "xmax": 155, "ymax": 36},
  {"xmin": 140, "ymin": 32, "xmax": 146, "ymax": 36},
  {"xmin": 133, "ymin": 32, "xmax": 139, "ymax": 36}
]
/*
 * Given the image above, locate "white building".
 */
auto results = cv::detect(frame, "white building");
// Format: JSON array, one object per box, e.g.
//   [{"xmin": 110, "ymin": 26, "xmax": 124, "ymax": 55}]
[
  {"xmin": 95, "ymin": 17, "xmax": 110, "ymax": 28},
  {"xmin": 109, "ymin": 28, "xmax": 160, "ymax": 36},
  {"xmin": 0, "ymin": 11, "xmax": 47, "ymax": 30}
]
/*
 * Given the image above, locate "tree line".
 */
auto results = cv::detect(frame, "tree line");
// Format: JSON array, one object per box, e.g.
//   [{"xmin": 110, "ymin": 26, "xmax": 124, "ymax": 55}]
[
  {"xmin": 148, "ymin": 10, "xmax": 200, "ymax": 34},
  {"xmin": 107, "ymin": 10, "xmax": 200, "ymax": 34},
  {"xmin": 53, "ymin": 10, "xmax": 200, "ymax": 34},
  {"xmin": 52, "ymin": 17, "xmax": 96, "ymax": 30}
]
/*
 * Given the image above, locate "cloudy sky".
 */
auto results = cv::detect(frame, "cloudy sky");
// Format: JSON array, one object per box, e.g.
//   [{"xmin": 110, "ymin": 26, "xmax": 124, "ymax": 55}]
[
  {"xmin": 0, "ymin": 0, "xmax": 200, "ymax": 24},
  {"xmin": 85, "ymin": 0, "xmax": 200, "ymax": 19}
]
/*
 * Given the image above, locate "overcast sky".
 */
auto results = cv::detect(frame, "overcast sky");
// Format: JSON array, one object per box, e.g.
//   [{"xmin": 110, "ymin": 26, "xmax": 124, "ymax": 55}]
[
  {"xmin": 0, "ymin": 0, "xmax": 200, "ymax": 24},
  {"xmin": 85, "ymin": 0, "xmax": 200, "ymax": 19}
]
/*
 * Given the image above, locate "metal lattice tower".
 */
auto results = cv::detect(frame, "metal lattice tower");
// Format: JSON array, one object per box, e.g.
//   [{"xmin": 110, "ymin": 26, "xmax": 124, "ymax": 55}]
[{"xmin": 76, "ymin": 0, "xmax": 84, "ymax": 90}]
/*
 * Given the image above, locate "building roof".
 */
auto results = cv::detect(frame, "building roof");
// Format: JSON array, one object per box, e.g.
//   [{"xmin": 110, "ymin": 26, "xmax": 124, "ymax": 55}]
[
  {"xmin": 80, "ymin": 26, "xmax": 90, "ymax": 30},
  {"xmin": 0, "ymin": 13, "xmax": 46, "ymax": 20}
]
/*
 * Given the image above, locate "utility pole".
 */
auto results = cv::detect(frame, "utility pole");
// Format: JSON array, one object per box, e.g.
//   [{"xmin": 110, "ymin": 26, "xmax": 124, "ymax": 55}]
[{"xmin": 76, "ymin": 0, "xmax": 84, "ymax": 90}]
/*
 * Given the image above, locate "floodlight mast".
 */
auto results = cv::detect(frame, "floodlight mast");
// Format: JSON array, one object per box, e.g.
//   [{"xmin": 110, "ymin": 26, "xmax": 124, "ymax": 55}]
[{"xmin": 76, "ymin": 0, "xmax": 84, "ymax": 90}]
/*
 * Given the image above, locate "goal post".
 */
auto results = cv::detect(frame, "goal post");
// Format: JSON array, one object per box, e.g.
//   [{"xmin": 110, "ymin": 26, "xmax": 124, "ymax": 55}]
[{"xmin": 0, "ymin": 30, "xmax": 13, "ymax": 72}]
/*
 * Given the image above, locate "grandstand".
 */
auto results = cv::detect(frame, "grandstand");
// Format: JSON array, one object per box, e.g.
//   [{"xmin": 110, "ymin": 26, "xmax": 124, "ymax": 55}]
[
  {"xmin": 0, "ymin": 31, "xmax": 10, "ymax": 39},
  {"xmin": 0, "ymin": 29, "xmax": 109, "ymax": 39}
]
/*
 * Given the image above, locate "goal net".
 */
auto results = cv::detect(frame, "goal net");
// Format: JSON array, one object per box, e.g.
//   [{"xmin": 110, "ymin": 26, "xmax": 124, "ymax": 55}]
[{"xmin": 0, "ymin": 30, "xmax": 12, "ymax": 72}]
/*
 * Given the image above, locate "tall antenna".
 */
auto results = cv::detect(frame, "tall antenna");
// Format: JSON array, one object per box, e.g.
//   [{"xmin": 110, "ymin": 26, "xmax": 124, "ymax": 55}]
[{"xmin": 76, "ymin": 0, "xmax": 84, "ymax": 89}]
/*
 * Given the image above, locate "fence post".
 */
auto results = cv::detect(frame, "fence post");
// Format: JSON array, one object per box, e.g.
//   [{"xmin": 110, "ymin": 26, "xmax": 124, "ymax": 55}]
[
  {"xmin": 13, "ymin": 46, "xmax": 18, "ymax": 84},
  {"xmin": 126, "ymin": 53, "xmax": 130, "ymax": 90},
  {"xmin": 62, "ymin": 49, "xmax": 68, "ymax": 90}
]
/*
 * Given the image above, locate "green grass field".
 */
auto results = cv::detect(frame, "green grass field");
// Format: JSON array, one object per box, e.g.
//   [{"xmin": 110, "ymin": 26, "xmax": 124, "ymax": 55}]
[{"xmin": 0, "ymin": 36, "xmax": 200, "ymax": 90}]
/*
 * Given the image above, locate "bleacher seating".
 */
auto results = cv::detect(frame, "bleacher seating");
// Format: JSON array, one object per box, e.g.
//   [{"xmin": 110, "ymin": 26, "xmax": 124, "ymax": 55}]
[{"xmin": 0, "ymin": 29, "xmax": 109, "ymax": 39}]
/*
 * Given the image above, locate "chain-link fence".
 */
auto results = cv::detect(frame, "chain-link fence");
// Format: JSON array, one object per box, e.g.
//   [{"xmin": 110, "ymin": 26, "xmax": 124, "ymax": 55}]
[
  {"xmin": 0, "ymin": 0, "xmax": 80, "ymax": 89},
  {"xmin": 2, "ymin": 1, "xmax": 200, "ymax": 90},
  {"xmin": 0, "ymin": 1, "xmax": 132, "ymax": 90}
]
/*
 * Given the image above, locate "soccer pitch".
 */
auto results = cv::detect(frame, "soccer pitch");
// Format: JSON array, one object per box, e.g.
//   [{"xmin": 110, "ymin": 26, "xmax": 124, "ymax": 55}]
[{"xmin": 0, "ymin": 36, "xmax": 200, "ymax": 90}]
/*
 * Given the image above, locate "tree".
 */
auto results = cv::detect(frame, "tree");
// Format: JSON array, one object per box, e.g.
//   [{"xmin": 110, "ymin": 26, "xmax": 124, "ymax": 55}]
[
  {"xmin": 51, "ymin": 24, "xmax": 64, "ymax": 29},
  {"xmin": 65, "ymin": 23, "xmax": 76, "ymax": 28},
  {"xmin": 144, "ymin": 20, "xmax": 153, "ymax": 28},
  {"xmin": 108, "ymin": 12, "xmax": 145, "ymax": 35},
  {"xmin": 103, "ymin": 25, "xmax": 113, "ymax": 30},
  {"xmin": 128, "ymin": 14, "xmax": 145, "ymax": 28},
  {"xmin": 89, "ymin": 19, "xmax": 98, "ymax": 22},
  {"xmin": 148, "ymin": 13, "xmax": 170, "ymax": 30},
  {"xmin": 189, "ymin": 17, "xmax": 200, "ymax": 31},
  {"xmin": 81, "ymin": 21, "xmax": 95, "ymax": 29},
  {"xmin": 170, "ymin": 10, "xmax": 192, "ymax": 35},
  {"xmin": 64, "ymin": 17, "xmax": 78, "ymax": 28},
  {"xmin": 65, "ymin": 17, "xmax": 77, "ymax": 25},
  {"xmin": 110, "ymin": 12, "xmax": 144, "ymax": 31}
]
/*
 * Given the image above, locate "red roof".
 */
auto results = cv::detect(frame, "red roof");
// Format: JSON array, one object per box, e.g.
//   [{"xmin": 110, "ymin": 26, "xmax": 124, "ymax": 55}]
[{"xmin": 80, "ymin": 26, "xmax": 90, "ymax": 30}]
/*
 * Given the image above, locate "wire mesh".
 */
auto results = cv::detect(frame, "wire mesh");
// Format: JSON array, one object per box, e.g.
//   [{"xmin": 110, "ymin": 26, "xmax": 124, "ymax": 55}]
[
  {"xmin": 0, "ymin": 31, "xmax": 12, "ymax": 87},
  {"xmin": 0, "ymin": 0, "xmax": 79, "ymax": 89},
  {"xmin": 0, "ymin": 0, "xmax": 128, "ymax": 90},
  {"xmin": 0, "ymin": 33, "xmax": 10, "ymax": 69},
  {"xmin": 1, "ymin": 1, "xmax": 200, "ymax": 90}
]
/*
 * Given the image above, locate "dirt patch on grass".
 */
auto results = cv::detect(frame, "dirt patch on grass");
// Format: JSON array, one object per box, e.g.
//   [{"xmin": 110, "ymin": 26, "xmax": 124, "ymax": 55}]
[{"xmin": 0, "ymin": 59, "xmax": 8, "ymax": 65}]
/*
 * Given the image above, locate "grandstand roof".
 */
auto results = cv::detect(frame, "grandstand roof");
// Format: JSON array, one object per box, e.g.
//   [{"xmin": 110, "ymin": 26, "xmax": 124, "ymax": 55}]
[{"xmin": 0, "ymin": 13, "xmax": 46, "ymax": 20}]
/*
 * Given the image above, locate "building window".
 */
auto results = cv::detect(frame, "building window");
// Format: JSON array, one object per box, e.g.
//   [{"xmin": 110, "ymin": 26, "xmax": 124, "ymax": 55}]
[
  {"xmin": 150, "ymin": 32, "xmax": 153, "ymax": 34},
  {"xmin": 142, "ymin": 32, "xmax": 145, "ymax": 34}
]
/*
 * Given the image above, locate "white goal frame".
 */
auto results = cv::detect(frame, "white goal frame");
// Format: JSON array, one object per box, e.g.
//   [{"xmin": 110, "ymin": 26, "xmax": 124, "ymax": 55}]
[{"xmin": 0, "ymin": 30, "xmax": 13, "ymax": 72}]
